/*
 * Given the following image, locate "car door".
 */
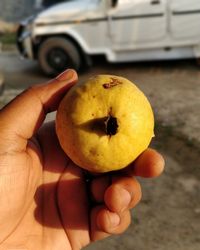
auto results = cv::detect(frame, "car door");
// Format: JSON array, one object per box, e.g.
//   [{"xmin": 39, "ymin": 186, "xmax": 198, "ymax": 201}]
[
  {"xmin": 169, "ymin": 0, "xmax": 200, "ymax": 40},
  {"xmin": 108, "ymin": 0, "xmax": 167, "ymax": 47}
]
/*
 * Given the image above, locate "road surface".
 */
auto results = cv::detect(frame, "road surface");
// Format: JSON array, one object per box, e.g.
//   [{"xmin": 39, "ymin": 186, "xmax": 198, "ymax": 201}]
[{"xmin": 0, "ymin": 51, "xmax": 200, "ymax": 250}]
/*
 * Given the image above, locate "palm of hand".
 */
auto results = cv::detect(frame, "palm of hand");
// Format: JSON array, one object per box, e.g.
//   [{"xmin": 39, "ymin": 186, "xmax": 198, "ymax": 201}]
[{"xmin": 0, "ymin": 122, "xmax": 94, "ymax": 250}]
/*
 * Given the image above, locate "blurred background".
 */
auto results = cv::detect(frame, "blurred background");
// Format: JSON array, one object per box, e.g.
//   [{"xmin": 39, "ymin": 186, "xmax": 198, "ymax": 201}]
[{"xmin": 0, "ymin": 0, "xmax": 200, "ymax": 250}]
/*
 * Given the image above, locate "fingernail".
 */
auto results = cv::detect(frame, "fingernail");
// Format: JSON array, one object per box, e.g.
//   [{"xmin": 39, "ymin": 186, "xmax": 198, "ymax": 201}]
[
  {"xmin": 110, "ymin": 213, "xmax": 120, "ymax": 227},
  {"xmin": 120, "ymin": 189, "xmax": 131, "ymax": 212},
  {"xmin": 56, "ymin": 69, "xmax": 75, "ymax": 81}
]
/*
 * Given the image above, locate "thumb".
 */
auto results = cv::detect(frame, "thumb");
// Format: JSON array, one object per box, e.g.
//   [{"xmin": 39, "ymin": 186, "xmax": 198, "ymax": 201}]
[{"xmin": 0, "ymin": 69, "xmax": 78, "ymax": 153}]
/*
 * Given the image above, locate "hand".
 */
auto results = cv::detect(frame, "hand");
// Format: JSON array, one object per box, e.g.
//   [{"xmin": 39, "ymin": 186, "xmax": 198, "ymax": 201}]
[{"xmin": 0, "ymin": 70, "xmax": 164, "ymax": 250}]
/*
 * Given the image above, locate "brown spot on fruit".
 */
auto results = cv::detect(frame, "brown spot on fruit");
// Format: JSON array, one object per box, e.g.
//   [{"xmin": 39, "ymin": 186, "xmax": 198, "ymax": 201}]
[{"xmin": 103, "ymin": 77, "xmax": 122, "ymax": 89}]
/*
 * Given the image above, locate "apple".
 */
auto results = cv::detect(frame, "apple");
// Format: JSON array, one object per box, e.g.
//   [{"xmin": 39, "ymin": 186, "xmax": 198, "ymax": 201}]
[{"xmin": 56, "ymin": 75, "xmax": 154, "ymax": 173}]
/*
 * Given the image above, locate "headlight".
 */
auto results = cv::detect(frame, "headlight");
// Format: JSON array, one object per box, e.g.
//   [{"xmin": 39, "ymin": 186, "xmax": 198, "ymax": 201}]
[{"xmin": 21, "ymin": 15, "xmax": 36, "ymax": 26}]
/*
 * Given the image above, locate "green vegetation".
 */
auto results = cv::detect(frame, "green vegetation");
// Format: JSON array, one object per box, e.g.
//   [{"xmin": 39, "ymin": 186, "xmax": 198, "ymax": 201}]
[{"xmin": 0, "ymin": 32, "xmax": 16, "ymax": 44}]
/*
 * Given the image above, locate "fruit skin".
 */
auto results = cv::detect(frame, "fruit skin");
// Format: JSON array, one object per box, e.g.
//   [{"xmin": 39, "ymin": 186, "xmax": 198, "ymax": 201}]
[{"xmin": 56, "ymin": 75, "xmax": 154, "ymax": 173}]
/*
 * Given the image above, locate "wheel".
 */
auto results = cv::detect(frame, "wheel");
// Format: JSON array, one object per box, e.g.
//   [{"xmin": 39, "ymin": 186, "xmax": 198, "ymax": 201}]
[
  {"xmin": 196, "ymin": 57, "xmax": 200, "ymax": 66},
  {"xmin": 0, "ymin": 71, "xmax": 5, "ymax": 95},
  {"xmin": 38, "ymin": 37, "xmax": 81, "ymax": 76}
]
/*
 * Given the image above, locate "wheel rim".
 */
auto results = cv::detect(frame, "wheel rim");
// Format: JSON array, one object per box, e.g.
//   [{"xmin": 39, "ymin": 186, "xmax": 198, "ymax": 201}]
[{"xmin": 46, "ymin": 47, "xmax": 72, "ymax": 72}]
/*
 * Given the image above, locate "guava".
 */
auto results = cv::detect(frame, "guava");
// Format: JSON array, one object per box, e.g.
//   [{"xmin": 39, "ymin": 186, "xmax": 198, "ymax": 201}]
[{"xmin": 56, "ymin": 75, "xmax": 154, "ymax": 173}]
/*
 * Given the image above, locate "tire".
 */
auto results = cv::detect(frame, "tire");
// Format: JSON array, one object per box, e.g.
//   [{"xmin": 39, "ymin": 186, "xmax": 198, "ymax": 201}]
[
  {"xmin": 0, "ymin": 71, "xmax": 5, "ymax": 95},
  {"xmin": 38, "ymin": 37, "xmax": 81, "ymax": 76}
]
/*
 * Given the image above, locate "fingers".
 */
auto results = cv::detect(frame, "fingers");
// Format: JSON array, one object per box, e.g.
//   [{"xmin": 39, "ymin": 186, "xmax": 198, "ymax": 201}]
[
  {"xmin": 0, "ymin": 69, "xmax": 78, "ymax": 153},
  {"xmin": 90, "ymin": 206, "xmax": 111, "ymax": 242},
  {"xmin": 90, "ymin": 148, "xmax": 164, "ymax": 204},
  {"xmin": 90, "ymin": 176, "xmax": 141, "ymax": 241},
  {"xmin": 90, "ymin": 205, "xmax": 131, "ymax": 242},
  {"xmin": 104, "ymin": 176, "xmax": 142, "ymax": 213},
  {"xmin": 97, "ymin": 207, "xmax": 131, "ymax": 235},
  {"xmin": 91, "ymin": 175, "xmax": 141, "ymax": 210},
  {"xmin": 91, "ymin": 148, "xmax": 164, "ymax": 242},
  {"xmin": 90, "ymin": 148, "xmax": 164, "ymax": 242},
  {"xmin": 125, "ymin": 148, "xmax": 165, "ymax": 178}
]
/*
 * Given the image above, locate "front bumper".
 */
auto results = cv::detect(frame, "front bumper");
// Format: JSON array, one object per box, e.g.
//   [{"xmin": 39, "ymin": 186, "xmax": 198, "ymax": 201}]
[{"xmin": 17, "ymin": 24, "xmax": 33, "ymax": 59}]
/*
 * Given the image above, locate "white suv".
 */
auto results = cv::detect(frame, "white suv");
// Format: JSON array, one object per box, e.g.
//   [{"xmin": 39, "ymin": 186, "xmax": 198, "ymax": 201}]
[{"xmin": 17, "ymin": 0, "xmax": 200, "ymax": 75}]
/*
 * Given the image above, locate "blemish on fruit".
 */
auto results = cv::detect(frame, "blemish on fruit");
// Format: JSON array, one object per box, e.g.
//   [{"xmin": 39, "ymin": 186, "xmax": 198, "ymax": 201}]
[
  {"xmin": 103, "ymin": 77, "xmax": 122, "ymax": 89},
  {"xmin": 89, "ymin": 148, "xmax": 98, "ymax": 156}
]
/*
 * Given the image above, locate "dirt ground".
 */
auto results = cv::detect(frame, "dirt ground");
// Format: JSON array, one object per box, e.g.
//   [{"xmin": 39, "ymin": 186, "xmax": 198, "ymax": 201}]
[{"xmin": 0, "ymin": 51, "xmax": 200, "ymax": 250}]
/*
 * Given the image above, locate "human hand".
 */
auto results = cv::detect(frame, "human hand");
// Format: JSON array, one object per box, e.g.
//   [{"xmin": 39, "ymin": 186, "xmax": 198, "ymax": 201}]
[{"xmin": 0, "ymin": 69, "xmax": 164, "ymax": 250}]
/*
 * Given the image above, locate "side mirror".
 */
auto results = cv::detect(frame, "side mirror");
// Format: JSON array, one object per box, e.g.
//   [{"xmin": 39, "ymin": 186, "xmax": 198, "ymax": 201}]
[{"xmin": 112, "ymin": 0, "xmax": 117, "ymax": 7}]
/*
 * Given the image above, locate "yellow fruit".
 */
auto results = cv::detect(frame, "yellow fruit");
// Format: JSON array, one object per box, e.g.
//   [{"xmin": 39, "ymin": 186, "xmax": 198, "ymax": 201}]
[{"xmin": 56, "ymin": 75, "xmax": 154, "ymax": 173}]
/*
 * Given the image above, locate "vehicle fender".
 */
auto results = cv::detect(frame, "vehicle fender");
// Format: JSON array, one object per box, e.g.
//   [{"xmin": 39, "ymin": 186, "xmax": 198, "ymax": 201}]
[
  {"xmin": 193, "ymin": 44, "xmax": 200, "ymax": 58},
  {"xmin": 33, "ymin": 26, "xmax": 91, "ymax": 54}
]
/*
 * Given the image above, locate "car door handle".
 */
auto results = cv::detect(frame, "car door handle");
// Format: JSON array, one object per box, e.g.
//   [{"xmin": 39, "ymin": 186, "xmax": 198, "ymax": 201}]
[{"xmin": 151, "ymin": 0, "xmax": 160, "ymax": 4}]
